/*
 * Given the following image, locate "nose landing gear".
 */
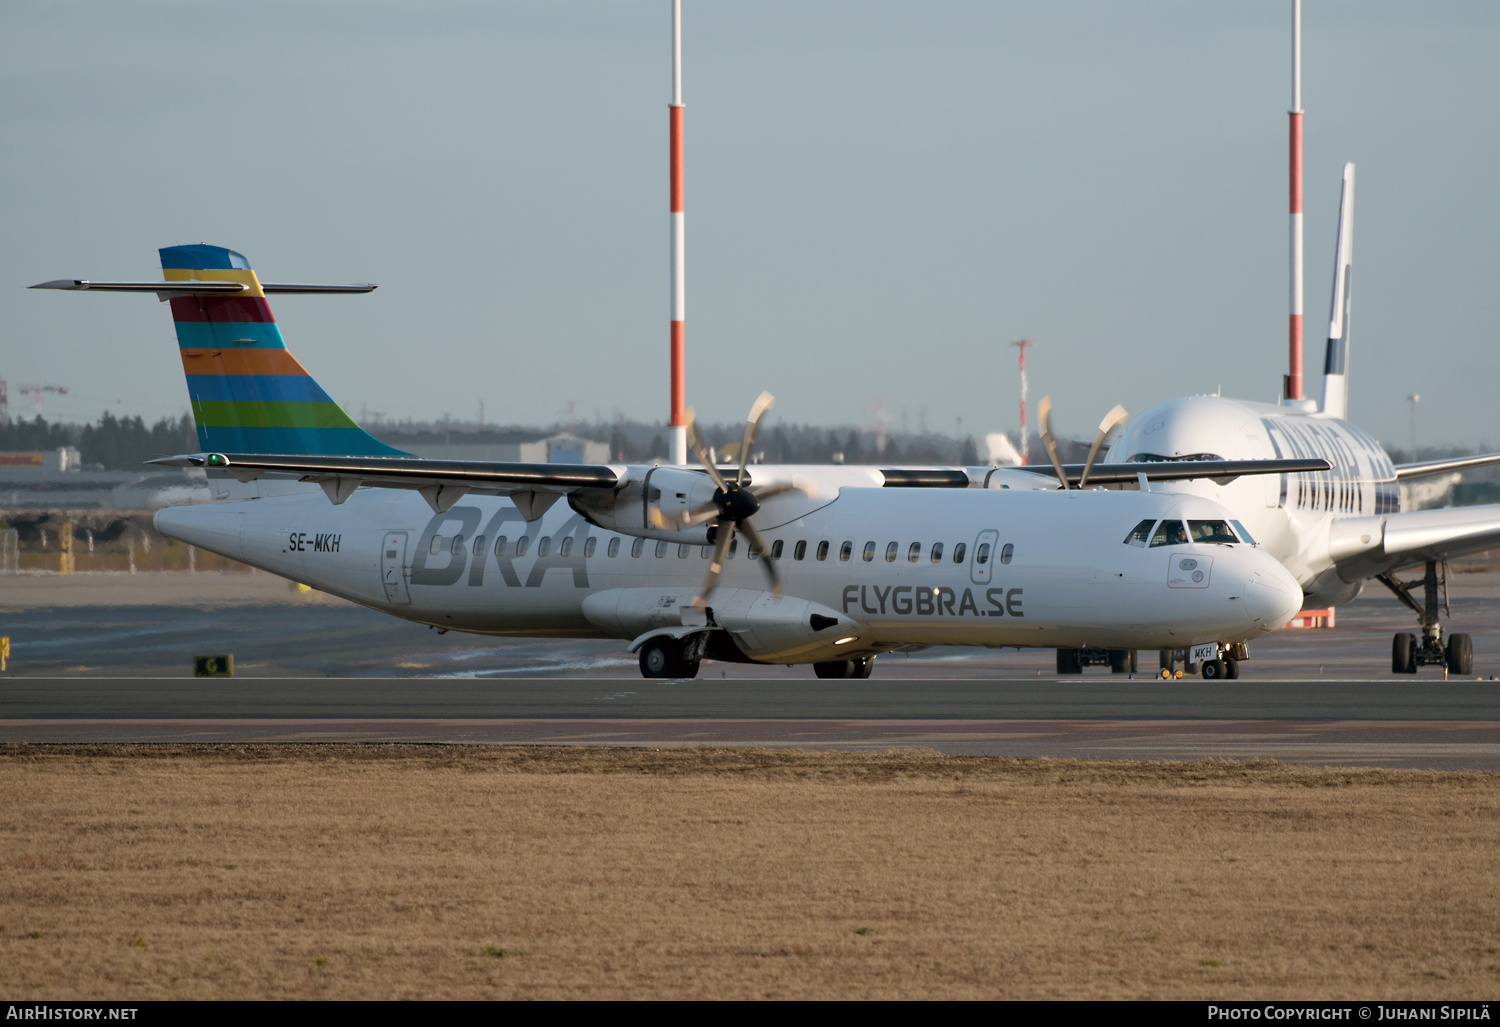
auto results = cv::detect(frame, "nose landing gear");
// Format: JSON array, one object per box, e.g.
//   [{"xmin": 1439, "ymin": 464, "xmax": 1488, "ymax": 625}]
[{"xmin": 1377, "ymin": 560, "xmax": 1473, "ymax": 675}]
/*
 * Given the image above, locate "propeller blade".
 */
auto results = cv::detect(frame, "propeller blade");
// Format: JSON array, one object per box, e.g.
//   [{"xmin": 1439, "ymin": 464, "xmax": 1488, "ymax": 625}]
[
  {"xmin": 1077, "ymin": 404, "xmax": 1129, "ymax": 489},
  {"xmin": 1036, "ymin": 395, "xmax": 1070, "ymax": 490},
  {"xmin": 738, "ymin": 519, "xmax": 782, "ymax": 594},
  {"xmin": 692, "ymin": 523, "xmax": 736, "ymax": 605},
  {"xmin": 736, "ymin": 391, "xmax": 775, "ymax": 485},
  {"xmin": 748, "ymin": 481, "xmax": 808, "ymax": 502},
  {"xmin": 684, "ymin": 407, "xmax": 729, "ymax": 491},
  {"xmin": 650, "ymin": 498, "xmax": 721, "ymax": 530}
]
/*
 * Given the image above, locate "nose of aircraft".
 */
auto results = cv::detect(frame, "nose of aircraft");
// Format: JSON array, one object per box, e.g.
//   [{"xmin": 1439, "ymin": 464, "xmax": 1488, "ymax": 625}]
[{"xmin": 1239, "ymin": 548, "xmax": 1303, "ymax": 635}]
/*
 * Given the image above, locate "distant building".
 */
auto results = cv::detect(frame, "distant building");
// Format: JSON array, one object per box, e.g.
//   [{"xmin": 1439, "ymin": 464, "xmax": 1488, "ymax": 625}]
[
  {"xmin": 375, "ymin": 431, "xmax": 609, "ymax": 465},
  {"xmin": 0, "ymin": 446, "xmax": 206, "ymax": 509}
]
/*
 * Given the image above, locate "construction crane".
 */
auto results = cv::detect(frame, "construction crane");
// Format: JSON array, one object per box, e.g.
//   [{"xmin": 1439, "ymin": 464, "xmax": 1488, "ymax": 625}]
[{"xmin": 16, "ymin": 383, "xmax": 68, "ymax": 419}]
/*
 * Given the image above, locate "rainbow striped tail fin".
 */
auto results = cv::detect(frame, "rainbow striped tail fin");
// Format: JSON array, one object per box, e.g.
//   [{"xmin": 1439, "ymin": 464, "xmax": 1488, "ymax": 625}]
[{"xmin": 164, "ymin": 244, "xmax": 405, "ymax": 457}]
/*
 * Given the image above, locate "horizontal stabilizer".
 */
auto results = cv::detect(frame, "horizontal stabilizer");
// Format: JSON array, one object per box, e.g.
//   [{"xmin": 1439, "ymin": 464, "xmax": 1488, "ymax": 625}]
[
  {"xmin": 1020, "ymin": 458, "xmax": 1331, "ymax": 487},
  {"xmin": 30, "ymin": 280, "xmax": 376, "ymax": 294},
  {"xmin": 1395, "ymin": 453, "xmax": 1500, "ymax": 480}
]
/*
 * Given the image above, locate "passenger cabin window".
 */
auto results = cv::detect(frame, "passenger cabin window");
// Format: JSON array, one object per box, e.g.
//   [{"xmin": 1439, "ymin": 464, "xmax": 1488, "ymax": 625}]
[
  {"xmin": 473, "ymin": 536, "xmax": 486, "ymax": 557},
  {"xmin": 584, "ymin": 537, "xmax": 597, "ymax": 558},
  {"xmin": 976, "ymin": 542, "xmax": 991, "ymax": 565},
  {"xmin": 1000, "ymin": 543, "xmax": 1014, "ymax": 565},
  {"xmin": 430, "ymin": 535, "xmax": 444, "ymax": 556},
  {"xmin": 516, "ymin": 536, "xmax": 530, "ymax": 557},
  {"xmin": 885, "ymin": 542, "xmax": 898, "ymax": 562},
  {"xmin": 862, "ymin": 542, "xmax": 877, "ymax": 562},
  {"xmin": 631, "ymin": 537, "xmax": 644, "ymax": 558},
  {"xmin": 838, "ymin": 541, "xmax": 852, "ymax": 562},
  {"xmin": 606, "ymin": 537, "xmax": 619, "ymax": 558},
  {"xmin": 495, "ymin": 536, "xmax": 508, "ymax": 556},
  {"xmin": 728, "ymin": 539, "xmax": 738, "ymax": 558},
  {"xmin": 952, "ymin": 542, "xmax": 966, "ymax": 563},
  {"xmin": 655, "ymin": 540, "xmax": 668, "ymax": 558},
  {"xmin": 771, "ymin": 540, "xmax": 784, "ymax": 560},
  {"xmin": 678, "ymin": 543, "xmax": 691, "ymax": 558},
  {"xmin": 1123, "ymin": 518, "xmax": 1156, "ymax": 547},
  {"xmin": 930, "ymin": 542, "xmax": 943, "ymax": 563},
  {"xmin": 701, "ymin": 545, "xmax": 711, "ymax": 559},
  {"xmin": 1148, "ymin": 521, "xmax": 1188, "ymax": 548},
  {"xmin": 794, "ymin": 540, "xmax": 807, "ymax": 561},
  {"xmin": 537, "ymin": 537, "xmax": 551, "ymax": 557},
  {"xmin": 560, "ymin": 537, "xmax": 573, "ymax": 557},
  {"xmin": 450, "ymin": 535, "xmax": 465, "ymax": 556},
  {"xmin": 908, "ymin": 542, "xmax": 921, "ymax": 563},
  {"xmin": 1188, "ymin": 520, "xmax": 1238, "ymax": 544}
]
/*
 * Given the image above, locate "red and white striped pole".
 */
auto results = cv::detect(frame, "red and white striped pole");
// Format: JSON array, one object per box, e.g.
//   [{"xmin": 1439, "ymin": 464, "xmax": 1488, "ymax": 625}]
[
  {"xmin": 668, "ymin": 0, "xmax": 688, "ymax": 465},
  {"xmin": 1286, "ymin": 0, "xmax": 1305, "ymax": 401}
]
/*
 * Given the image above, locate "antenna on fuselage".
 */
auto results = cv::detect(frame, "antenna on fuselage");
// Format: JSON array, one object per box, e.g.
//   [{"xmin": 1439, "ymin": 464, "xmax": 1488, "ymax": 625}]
[{"xmin": 1320, "ymin": 164, "xmax": 1356, "ymax": 420}]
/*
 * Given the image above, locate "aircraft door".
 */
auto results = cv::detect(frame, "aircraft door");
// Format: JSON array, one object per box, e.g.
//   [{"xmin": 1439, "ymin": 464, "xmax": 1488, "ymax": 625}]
[
  {"xmin": 381, "ymin": 531, "xmax": 411, "ymax": 604},
  {"xmin": 970, "ymin": 528, "xmax": 1000, "ymax": 585}
]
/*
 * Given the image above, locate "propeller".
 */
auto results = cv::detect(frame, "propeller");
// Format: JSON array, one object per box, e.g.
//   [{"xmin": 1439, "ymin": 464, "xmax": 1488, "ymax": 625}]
[
  {"xmin": 1078, "ymin": 404, "xmax": 1129, "ymax": 488},
  {"xmin": 1038, "ymin": 396, "xmax": 1129, "ymax": 489},
  {"xmin": 667, "ymin": 391, "xmax": 799, "ymax": 604}
]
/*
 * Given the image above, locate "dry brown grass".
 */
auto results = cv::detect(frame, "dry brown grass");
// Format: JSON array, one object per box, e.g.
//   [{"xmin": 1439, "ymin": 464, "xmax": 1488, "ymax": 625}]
[{"xmin": 2, "ymin": 744, "xmax": 1498, "ymax": 999}]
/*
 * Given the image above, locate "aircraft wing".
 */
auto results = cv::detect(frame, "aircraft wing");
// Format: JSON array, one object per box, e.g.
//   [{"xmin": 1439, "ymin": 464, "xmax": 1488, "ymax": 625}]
[
  {"xmin": 1016, "ymin": 458, "xmax": 1330, "ymax": 487},
  {"xmin": 150, "ymin": 452, "xmax": 617, "ymax": 518},
  {"xmin": 1328, "ymin": 504, "xmax": 1500, "ymax": 580},
  {"xmin": 149, "ymin": 452, "xmax": 975, "ymax": 517},
  {"xmin": 1394, "ymin": 453, "xmax": 1500, "ymax": 480}
]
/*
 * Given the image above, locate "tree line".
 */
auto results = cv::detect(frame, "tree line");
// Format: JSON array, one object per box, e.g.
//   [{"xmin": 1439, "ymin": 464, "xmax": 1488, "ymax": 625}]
[{"xmin": 0, "ymin": 412, "xmax": 198, "ymax": 471}]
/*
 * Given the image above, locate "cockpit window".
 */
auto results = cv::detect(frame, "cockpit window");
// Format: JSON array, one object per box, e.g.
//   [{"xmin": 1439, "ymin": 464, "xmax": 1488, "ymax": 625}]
[
  {"xmin": 1149, "ymin": 520, "xmax": 1188, "ymax": 547},
  {"xmin": 1230, "ymin": 520, "xmax": 1256, "ymax": 545},
  {"xmin": 1123, "ymin": 518, "xmax": 1156, "ymax": 547},
  {"xmin": 1188, "ymin": 519, "xmax": 1239, "ymax": 544},
  {"xmin": 1128, "ymin": 452, "xmax": 1225, "ymax": 463}
]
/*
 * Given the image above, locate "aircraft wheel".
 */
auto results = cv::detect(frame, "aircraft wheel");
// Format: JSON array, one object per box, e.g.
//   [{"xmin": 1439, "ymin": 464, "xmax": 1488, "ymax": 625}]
[
  {"xmin": 1056, "ymin": 648, "xmax": 1083, "ymax": 675},
  {"xmin": 1108, "ymin": 649, "xmax": 1132, "ymax": 674},
  {"xmin": 639, "ymin": 637, "xmax": 697, "ymax": 679},
  {"xmin": 814, "ymin": 658, "xmax": 872, "ymax": 679},
  {"xmin": 1447, "ymin": 633, "xmax": 1474, "ymax": 676},
  {"xmin": 1392, "ymin": 633, "xmax": 1416, "ymax": 675},
  {"xmin": 1201, "ymin": 659, "xmax": 1225, "ymax": 680},
  {"xmin": 1159, "ymin": 649, "xmax": 1176, "ymax": 673},
  {"xmin": 1223, "ymin": 657, "xmax": 1240, "ymax": 680}
]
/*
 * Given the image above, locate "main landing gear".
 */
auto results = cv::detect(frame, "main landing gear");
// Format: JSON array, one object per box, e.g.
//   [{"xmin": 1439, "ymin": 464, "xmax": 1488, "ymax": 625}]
[
  {"xmin": 638, "ymin": 635, "xmax": 702, "ymax": 679},
  {"xmin": 1055, "ymin": 648, "xmax": 1137, "ymax": 675},
  {"xmin": 813, "ymin": 657, "xmax": 874, "ymax": 679},
  {"xmin": 1378, "ymin": 560, "xmax": 1473, "ymax": 675}
]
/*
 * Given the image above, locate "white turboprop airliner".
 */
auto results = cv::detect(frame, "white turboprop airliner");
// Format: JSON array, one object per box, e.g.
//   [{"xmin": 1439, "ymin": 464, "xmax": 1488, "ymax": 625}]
[
  {"xmin": 33, "ymin": 245, "xmax": 1320, "ymax": 680},
  {"xmin": 1066, "ymin": 164, "xmax": 1500, "ymax": 675}
]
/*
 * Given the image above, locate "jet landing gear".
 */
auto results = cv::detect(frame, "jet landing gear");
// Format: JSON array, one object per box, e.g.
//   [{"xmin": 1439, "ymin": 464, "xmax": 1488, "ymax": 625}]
[
  {"xmin": 638, "ymin": 635, "xmax": 702, "ymax": 679},
  {"xmin": 813, "ymin": 657, "xmax": 874, "ymax": 679},
  {"xmin": 1378, "ymin": 560, "xmax": 1473, "ymax": 675},
  {"xmin": 1055, "ymin": 648, "xmax": 1137, "ymax": 675}
]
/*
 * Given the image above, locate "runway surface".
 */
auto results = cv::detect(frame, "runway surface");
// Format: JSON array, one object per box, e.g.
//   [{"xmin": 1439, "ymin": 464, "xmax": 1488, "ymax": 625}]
[
  {"xmin": 5, "ymin": 676, "xmax": 1500, "ymax": 770},
  {"xmin": 4, "ymin": 572, "xmax": 1499, "ymax": 768}
]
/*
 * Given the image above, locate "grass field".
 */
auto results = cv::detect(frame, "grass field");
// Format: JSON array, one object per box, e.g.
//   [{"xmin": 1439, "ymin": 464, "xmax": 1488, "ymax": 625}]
[{"xmin": 2, "ymin": 744, "xmax": 1498, "ymax": 999}]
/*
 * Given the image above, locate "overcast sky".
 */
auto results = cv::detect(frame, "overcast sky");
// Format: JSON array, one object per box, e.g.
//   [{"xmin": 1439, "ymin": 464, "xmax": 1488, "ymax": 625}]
[{"xmin": 3, "ymin": 1, "xmax": 1497, "ymax": 449}]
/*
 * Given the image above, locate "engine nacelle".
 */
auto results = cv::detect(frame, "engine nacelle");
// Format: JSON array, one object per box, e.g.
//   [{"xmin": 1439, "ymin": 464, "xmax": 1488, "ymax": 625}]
[{"xmin": 568, "ymin": 465, "xmax": 718, "ymax": 543}]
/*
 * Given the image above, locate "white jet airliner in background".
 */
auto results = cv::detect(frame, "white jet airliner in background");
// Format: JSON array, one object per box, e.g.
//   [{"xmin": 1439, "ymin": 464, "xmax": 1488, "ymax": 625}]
[
  {"xmin": 1069, "ymin": 165, "xmax": 1500, "ymax": 675},
  {"xmin": 33, "ymin": 245, "xmax": 1320, "ymax": 679}
]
